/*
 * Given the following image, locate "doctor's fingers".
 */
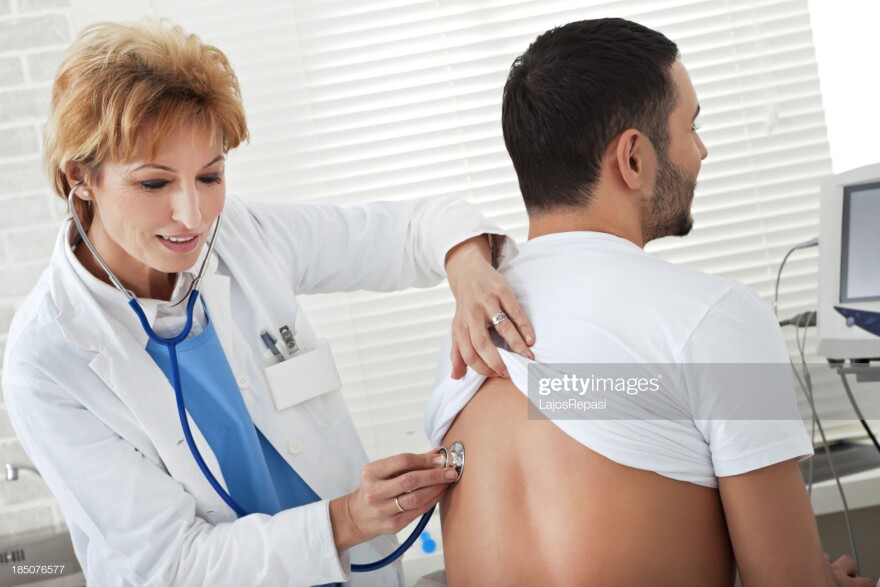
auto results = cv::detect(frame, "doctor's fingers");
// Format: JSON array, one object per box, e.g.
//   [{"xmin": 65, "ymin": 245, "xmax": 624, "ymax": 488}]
[
  {"xmin": 454, "ymin": 321, "xmax": 504, "ymax": 378},
  {"xmin": 387, "ymin": 465, "xmax": 458, "ymax": 498},
  {"xmin": 374, "ymin": 485, "xmax": 447, "ymax": 535},
  {"xmin": 490, "ymin": 289, "xmax": 535, "ymax": 359},
  {"xmin": 395, "ymin": 484, "xmax": 446, "ymax": 516},
  {"xmin": 360, "ymin": 465, "xmax": 455, "ymax": 508},
  {"xmin": 463, "ymin": 298, "xmax": 534, "ymax": 377},
  {"xmin": 363, "ymin": 450, "xmax": 448, "ymax": 481},
  {"xmin": 450, "ymin": 341, "xmax": 468, "ymax": 380}
]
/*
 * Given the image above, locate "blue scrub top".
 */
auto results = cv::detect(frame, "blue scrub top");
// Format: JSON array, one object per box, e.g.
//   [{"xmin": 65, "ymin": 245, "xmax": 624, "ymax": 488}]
[{"xmin": 146, "ymin": 312, "xmax": 339, "ymax": 587}]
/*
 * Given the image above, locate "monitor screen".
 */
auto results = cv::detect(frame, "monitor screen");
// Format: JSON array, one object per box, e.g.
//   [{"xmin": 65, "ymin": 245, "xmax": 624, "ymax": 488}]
[{"xmin": 841, "ymin": 181, "xmax": 880, "ymax": 302}]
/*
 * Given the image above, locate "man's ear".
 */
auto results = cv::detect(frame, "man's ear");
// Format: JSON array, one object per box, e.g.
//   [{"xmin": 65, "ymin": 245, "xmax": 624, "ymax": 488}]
[
  {"xmin": 614, "ymin": 129, "xmax": 647, "ymax": 191},
  {"xmin": 64, "ymin": 162, "xmax": 93, "ymax": 200}
]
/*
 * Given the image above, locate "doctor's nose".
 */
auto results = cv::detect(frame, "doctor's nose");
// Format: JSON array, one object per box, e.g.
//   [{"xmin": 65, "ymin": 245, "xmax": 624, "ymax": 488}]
[{"xmin": 170, "ymin": 186, "xmax": 202, "ymax": 229}]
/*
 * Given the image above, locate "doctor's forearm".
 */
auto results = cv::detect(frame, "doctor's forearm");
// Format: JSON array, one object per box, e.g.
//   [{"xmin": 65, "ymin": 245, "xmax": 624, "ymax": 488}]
[{"xmin": 445, "ymin": 234, "xmax": 492, "ymax": 293}]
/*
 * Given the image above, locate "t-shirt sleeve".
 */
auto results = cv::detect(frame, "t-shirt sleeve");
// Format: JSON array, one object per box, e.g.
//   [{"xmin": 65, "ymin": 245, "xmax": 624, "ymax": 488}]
[{"xmin": 681, "ymin": 283, "xmax": 814, "ymax": 478}]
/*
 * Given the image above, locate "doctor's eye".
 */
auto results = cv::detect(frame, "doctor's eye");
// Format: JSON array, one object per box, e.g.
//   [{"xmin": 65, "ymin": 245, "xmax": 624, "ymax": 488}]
[
  {"xmin": 140, "ymin": 180, "xmax": 169, "ymax": 191},
  {"xmin": 199, "ymin": 175, "xmax": 223, "ymax": 185},
  {"xmin": 691, "ymin": 122, "xmax": 702, "ymax": 132}
]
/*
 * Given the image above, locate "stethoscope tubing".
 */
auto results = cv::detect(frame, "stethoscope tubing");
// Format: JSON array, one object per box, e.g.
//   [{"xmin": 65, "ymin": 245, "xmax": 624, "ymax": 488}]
[
  {"xmin": 133, "ymin": 289, "xmax": 435, "ymax": 571},
  {"xmin": 128, "ymin": 291, "xmax": 250, "ymax": 519},
  {"xmin": 350, "ymin": 507, "xmax": 435, "ymax": 573},
  {"xmin": 66, "ymin": 181, "xmax": 430, "ymax": 572}
]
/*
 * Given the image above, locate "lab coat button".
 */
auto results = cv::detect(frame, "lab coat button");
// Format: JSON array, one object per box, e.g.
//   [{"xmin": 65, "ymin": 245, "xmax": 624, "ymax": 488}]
[
  {"xmin": 288, "ymin": 439, "xmax": 304, "ymax": 454},
  {"xmin": 236, "ymin": 375, "xmax": 249, "ymax": 389}
]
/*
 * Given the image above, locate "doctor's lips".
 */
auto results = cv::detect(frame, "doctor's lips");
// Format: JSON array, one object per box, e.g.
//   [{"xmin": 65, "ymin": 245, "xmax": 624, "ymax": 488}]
[{"xmin": 157, "ymin": 233, "xmax": 201, "ymax": 253}]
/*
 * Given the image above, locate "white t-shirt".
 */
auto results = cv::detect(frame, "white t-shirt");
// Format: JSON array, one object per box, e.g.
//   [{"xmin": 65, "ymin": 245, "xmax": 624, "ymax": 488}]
[{"xmin": 425, "ymin": 231, "xmax": 813, "ymax": 488}]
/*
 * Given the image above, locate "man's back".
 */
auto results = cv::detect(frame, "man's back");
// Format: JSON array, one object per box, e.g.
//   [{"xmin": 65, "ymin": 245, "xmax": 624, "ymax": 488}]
[
  {"xmin": 426, "ymin": 233, "xmax": 812, "ymax": 585},
  {"xmin": 440, "ymin": 378, "xmax": 735, "ymax": 586}
]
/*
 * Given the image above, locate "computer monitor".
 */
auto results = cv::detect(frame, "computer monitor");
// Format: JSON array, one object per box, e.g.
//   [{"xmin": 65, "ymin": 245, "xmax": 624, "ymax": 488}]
[{"xmin": 817, "ymin": 163, "xmax": 880, "ymax": 359}]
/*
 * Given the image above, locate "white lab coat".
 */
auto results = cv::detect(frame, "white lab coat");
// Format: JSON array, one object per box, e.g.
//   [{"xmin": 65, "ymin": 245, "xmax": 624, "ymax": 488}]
[{"xmin": 2, "ymin": 195, "xmax": 502, "ymax": 586}]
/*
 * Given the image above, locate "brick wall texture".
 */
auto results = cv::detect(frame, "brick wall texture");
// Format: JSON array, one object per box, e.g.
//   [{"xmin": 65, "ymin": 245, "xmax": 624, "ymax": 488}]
[{"xmin": 0, "ymin": 0, "xmax": 73, "ymax": 538}]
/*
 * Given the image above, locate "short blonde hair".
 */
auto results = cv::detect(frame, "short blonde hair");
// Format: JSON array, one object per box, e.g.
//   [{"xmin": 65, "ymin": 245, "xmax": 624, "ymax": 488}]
[{"xmin": 44, "ymin": 19, "xmax": 249, "ymax": 230}]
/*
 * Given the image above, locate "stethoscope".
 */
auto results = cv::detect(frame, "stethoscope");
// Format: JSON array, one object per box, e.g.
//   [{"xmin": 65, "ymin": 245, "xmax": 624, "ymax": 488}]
[{"xmin": 67, "ymin": 181, "xmax": 465, "ymax": 572}]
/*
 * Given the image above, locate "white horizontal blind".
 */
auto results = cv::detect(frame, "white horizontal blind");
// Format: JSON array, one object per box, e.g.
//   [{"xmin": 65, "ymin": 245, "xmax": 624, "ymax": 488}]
[{"xmin": 72, "ymin": 0, "xmax": 864, "ymax": 458}]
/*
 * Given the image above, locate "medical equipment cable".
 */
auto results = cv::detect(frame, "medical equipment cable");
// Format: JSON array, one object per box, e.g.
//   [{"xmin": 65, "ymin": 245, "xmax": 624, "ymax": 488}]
[
  {"xmin": 790, "ymin": 322, "xmax": 861, "ymax": 575},
  {"xmin": 773, "ymin": 237, "xmax": 818, "ymax": 319},
  {"xmin": 803, "ymin": 317, "xmax": 818, "ymax": 495},
  {"xmin": 773, "ymin": 236, "xmax": 860, "ymax": 573},
  {"xmin": 791, "ymin": 364, "xmax": 860, "ymax": 575},
  {"xmin": 837, "ymin": 372, "xmax": 880, "ymax": 454},
  {"xmin": 795, "ymin": 317, "xmax": 817, "ymax": 497},
  {"xmin": 773, "ymin": 238, "xmax": 818, "ymax": 494},
  {"xmin": 794, "ymin": 315, "xmax": 818, "ymax": 496}
]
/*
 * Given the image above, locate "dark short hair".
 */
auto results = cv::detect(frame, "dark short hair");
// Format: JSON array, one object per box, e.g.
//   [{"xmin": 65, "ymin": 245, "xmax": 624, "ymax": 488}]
[{"xmin": 502, "ymin": 18, "xmax": 680, "ymax": 213}]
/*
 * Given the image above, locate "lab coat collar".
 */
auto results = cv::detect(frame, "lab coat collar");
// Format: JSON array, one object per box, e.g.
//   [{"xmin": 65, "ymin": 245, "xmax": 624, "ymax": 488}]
[
  {"xmin": 49, "ymin": 221, "xmax": 233, "ymax": 514},
  {"xmin": 52, "ymin": 220, "xmax": 217, "ymax": 351}
]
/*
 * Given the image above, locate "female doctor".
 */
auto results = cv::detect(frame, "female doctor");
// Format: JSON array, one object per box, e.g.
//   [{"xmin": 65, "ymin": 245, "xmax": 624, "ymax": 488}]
[{"xmin": 1, "ymin": 20, "xmax": 535, "ymax": 586}]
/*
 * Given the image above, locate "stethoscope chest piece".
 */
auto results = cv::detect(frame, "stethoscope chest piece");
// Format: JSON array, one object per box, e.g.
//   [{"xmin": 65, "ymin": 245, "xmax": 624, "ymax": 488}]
[{"xmin": 439, "ymin": 441, "xmax": 465, "ymax": 483}]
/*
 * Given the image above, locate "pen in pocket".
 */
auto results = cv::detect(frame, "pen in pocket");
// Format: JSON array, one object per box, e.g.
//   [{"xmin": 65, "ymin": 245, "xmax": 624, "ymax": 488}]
[{"xmin": 260, "ymin": 330, "xmax": 284, "ymax": 361}]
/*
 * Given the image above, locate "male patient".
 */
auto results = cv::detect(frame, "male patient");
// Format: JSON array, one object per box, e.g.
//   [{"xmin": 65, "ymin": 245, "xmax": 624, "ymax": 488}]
[{"xmin": 424, "ymin": 18, "xmax": 875, "ymax": 587}]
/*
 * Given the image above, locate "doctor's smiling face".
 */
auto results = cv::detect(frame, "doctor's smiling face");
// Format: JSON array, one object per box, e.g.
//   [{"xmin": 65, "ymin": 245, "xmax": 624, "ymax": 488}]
[{"xmin": 67, "ymin": 121, "xmax": 226, "ymax": 301}]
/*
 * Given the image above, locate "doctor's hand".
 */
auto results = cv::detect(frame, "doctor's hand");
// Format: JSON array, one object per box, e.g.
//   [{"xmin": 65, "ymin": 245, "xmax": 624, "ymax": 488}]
[
  {"xmin": 445, "ymin": 234, "xmax": 535, "ymax": 380},
  {"xmin": 329, "ymin": 450, "xmax": 456, "ymax": 552}
]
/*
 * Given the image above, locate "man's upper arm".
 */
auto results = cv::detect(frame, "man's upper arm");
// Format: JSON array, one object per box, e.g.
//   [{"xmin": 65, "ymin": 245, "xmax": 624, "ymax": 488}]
[
  {"xmin": 681, "ymin": 283, "xmax": 813, "ymax": 475},
  {"xmin": 687, "ymin": 284, "xmax": 827, "ymax": 583},
  {"xmin": 719, "ymin": 459, "xmax": 833, "ymax": 586}
]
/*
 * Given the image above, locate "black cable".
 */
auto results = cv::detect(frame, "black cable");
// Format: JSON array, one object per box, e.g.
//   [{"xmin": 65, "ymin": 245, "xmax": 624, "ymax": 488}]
[
  {"xmin": 836, "ymin": 370, "xmax": 880, "ymax": 455},
  {"xmin": 779, "ymin": 311, "xmax": 817, "ymax": 327}
]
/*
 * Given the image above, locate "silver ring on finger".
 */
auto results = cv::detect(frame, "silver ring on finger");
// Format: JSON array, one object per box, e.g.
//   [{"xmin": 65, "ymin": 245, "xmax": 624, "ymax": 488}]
[
  {"xmin": 395, "ymin": 496, "xmax": 406, "ymax": 513},
  {"xmin": 491, "ymin": 312, "xmax": 509, "ymax": 327}
]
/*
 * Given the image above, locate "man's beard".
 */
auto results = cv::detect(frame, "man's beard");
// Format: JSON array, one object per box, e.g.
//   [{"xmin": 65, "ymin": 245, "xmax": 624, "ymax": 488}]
[{"xmin": 644, "ymin": 149, "xmax": 697, "ymax": 242}]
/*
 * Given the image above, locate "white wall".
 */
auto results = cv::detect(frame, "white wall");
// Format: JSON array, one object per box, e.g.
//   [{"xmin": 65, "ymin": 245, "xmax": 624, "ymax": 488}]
[{"xmin": 808, "ymin": 0, "xmax": 880, "ymax": 174}]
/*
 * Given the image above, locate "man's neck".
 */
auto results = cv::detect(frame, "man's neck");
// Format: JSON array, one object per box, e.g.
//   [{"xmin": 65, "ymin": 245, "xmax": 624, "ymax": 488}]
[{"xmin": 527, "ymin": 202, "xmax": 646, "ymax": 248}]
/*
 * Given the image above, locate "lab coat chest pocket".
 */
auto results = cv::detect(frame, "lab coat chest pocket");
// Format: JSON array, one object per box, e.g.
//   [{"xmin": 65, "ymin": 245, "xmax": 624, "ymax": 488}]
[{"xmin": 262, "ymin": 339, "xmax": 345, "ymax": 426}]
